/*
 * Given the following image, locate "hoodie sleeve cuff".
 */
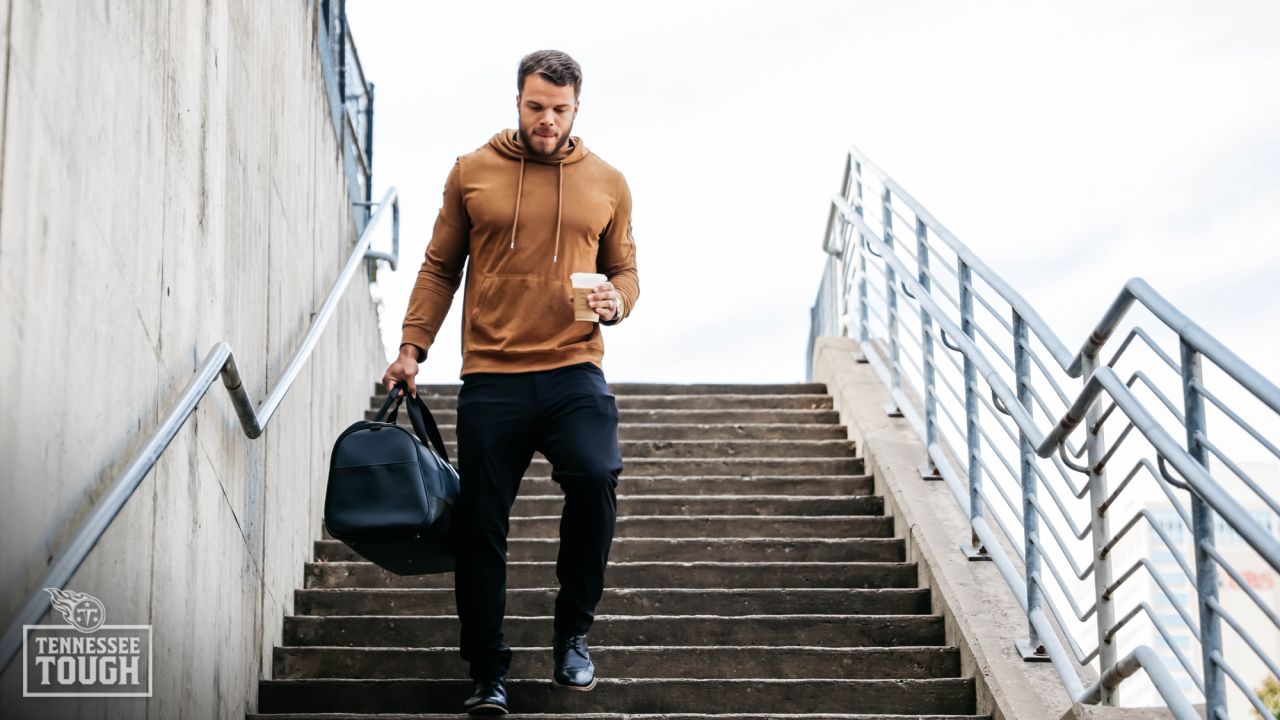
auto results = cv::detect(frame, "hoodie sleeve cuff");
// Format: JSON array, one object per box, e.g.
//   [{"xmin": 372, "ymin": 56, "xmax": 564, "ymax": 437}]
[{"xmin": 400, "ymin": 328, "xmax": 433, "ymax": 362}]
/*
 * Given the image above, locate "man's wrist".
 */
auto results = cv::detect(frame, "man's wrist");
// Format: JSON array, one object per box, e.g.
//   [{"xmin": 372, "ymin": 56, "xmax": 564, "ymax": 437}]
[
  {"xmin": 603, "ymin": 295, "xmax": 623, "ymax": 325},
  {"xmin": 399, "ymin": 343, "xmax": 423, "ymax": 359}
]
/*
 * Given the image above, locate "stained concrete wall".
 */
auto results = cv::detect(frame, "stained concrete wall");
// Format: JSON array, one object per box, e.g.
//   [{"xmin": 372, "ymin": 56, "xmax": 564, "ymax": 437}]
[{"xmin": 0, "ymin": 1, "xmax": 385, "ymax": 717}]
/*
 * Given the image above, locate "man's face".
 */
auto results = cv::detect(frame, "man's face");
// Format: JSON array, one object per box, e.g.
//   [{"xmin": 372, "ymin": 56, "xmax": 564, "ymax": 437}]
[{"xmin": 516, "ymin": 73, "xmax": 579, "ymax": 157}]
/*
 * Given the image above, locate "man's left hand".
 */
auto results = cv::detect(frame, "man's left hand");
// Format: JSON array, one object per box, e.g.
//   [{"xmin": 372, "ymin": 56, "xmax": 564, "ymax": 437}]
[{"xmin": 588, "ymin": 282, "xmax": 621, "ymax": 321}]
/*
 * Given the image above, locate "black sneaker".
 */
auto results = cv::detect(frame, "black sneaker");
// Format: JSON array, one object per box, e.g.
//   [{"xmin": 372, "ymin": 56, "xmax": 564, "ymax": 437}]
[
  {"xmin": 462, "ymin": 676, "xmax": 509, "ymax": 715},
  {"xmin": 551, "ymin": 631, "xmax": 597, "ymax": 691}
]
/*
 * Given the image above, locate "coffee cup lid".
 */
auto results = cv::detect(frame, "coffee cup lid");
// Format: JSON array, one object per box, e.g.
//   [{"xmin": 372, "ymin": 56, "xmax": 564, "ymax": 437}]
[{"xmin": 571, "ymin": 272, "xmax": 608, "ymax": 287}]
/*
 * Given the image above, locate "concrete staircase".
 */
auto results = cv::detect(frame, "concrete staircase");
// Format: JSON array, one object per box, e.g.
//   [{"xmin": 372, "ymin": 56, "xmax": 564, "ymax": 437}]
[{"xmin": 249, "ymin": 382, "xmax": 987, "ymax": 719}]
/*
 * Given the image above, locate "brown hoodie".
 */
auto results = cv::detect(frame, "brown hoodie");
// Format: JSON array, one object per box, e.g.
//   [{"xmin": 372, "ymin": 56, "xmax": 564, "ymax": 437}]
[{"xmin": 401, "ymin": 129, "xmax": 639, "ymax": 377}]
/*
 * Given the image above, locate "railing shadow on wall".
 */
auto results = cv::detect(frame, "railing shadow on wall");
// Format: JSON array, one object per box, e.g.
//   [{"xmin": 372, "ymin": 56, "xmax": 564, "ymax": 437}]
[{"xmin": 808, "ymin": 146, "xmax": 1280, "ymax": 720}]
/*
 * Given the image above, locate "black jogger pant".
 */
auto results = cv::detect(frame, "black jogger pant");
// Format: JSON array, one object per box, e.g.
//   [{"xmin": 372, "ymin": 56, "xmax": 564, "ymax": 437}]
[{"xmin": 452, "ymin": 360, "xmax": 623, "ymax": 681}]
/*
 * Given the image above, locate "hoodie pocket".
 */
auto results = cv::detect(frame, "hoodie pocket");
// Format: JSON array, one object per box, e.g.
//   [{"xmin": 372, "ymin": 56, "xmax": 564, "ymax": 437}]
[{"xmin": 468, "ymin": 274, "xmax": 586, "ymax": 353}]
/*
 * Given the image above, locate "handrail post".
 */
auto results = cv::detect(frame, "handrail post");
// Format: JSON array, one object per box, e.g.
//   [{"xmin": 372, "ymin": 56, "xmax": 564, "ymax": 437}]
[
  {"xmin": 833, "ymin": 154, "xmax": 851, "ymax": 338},
  {"xmin": 882, "ymin": 186, "xmax": 903, "ymax": 417},
  {"xmin": 960, "ymin": 260, "xmax": 989, "ymax": 559},
  {"xmin": 917, "ymin": 216, "xmax": 941, "ymax": 480},
  {"xmin": 1083, "ymin": 353, "xmax": 1118, "ymax": 703},
  {"xmin": 364, "ymin": 81, "xmax": 375, "ymax": 208},
  {"xmin": 1181, "ymin": 340, "xmax": 1226, "ymax": 717},
  {"xmin": 855, "ymin": 160, "xmax": 869, "ymax": 345},
  {"xmin": 1014, "ymin": 312, "xmax": 1048, "ymax": 660}
]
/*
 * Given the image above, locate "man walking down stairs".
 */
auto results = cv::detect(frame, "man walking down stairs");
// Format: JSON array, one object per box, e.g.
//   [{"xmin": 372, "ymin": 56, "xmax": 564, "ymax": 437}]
[{"xmin": 249, "ymin": 381, "xmax": 989, "ymax": 719}]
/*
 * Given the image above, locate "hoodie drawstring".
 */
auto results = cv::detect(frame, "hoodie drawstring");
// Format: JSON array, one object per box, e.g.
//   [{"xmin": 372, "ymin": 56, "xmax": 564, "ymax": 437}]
[
  {"xmin": 553, "ymin": 161, "xmax": 563, "ymax": 264},
  {"xmin": 508, "ymin": 156, "xmax": 566, "ymax": 266},
  {"xmin": 509, "ymin": 157, "xmax": 526, "ymax": 250}
]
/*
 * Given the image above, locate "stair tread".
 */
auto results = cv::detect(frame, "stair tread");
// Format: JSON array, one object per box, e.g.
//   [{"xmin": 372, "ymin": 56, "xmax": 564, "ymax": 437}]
[
  {"xmin": 272, "ymin": 644, "xmax": 963, "ymax": 681},
  {"xmin": 255, "ymin": 677, "xmax": 976, "ymax": 714},
  {"xmin": 252, "ymin": 707, "xmax": 988, "ymax": 712},
  {"xmin": 391, "ymin": 381, "xmax": 832, "ymax": 395}
]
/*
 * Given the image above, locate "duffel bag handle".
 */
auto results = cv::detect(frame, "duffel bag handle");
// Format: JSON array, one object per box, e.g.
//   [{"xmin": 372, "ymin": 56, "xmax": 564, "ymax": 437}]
[
  {"xmin": 373, "ymin": 385, "xmax": 405, "ymax": 422},
  {"xmin": 404, "ymin": 389, "xmax": 452, "ymax": 467},
  {"xmin": 379, "ymin": 382, "xmax": 452, "ymax": 467}
]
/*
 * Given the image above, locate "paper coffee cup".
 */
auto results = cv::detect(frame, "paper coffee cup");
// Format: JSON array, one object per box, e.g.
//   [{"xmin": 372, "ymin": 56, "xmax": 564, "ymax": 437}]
[{"xmin": 571, "ymin": 272, "xmax": 608, "ymax": 322}]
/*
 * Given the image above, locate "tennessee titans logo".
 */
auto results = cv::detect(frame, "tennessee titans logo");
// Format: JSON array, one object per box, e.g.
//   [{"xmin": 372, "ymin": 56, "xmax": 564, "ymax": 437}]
[{"xmin": 44, "ymin": 588, "xmax": 106, "ymax": 633}]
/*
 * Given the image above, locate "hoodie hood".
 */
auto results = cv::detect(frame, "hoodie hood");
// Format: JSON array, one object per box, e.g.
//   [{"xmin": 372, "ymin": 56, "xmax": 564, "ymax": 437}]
[{"xmin": 488, "ymin": 129, "xmax": 591, "ymax": 264}]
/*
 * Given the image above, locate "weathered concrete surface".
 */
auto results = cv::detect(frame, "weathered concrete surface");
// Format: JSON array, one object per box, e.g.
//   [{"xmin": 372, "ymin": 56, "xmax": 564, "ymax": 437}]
[
  {"xmin": 0, "ymin": 1, "xmax": 383, "ymax": 718},
  {"xmin": 303, "ymin": 560, "xmax": 920, "ymax": 590},
  {"xmin": 274, "ymin": 645, "xmax": 961, "ymax": 680},
  {"xmin": 313, "ymin": 536, "xmax": 906, "ymax": 562},
  {"xmin": 253, "ymin": 677, "xmax": 977, "ymax": 715},
  {"xmin": 291, "ymin": 586, "xmax": 931, "ymax": 615},
  {"xmin": 261, "ymin": 383, "xmax": 983, "ymax": 717},
  {"xmin": 812, "ymin": 335, "xmax": 1092, "ymax": 720},
  {"xmin": 1060, "ymin": 703, "xmax": 1196, "ymax": 719}
]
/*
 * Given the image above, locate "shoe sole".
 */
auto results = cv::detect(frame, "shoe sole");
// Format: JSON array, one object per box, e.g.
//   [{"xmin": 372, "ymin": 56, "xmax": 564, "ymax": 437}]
[
  {"xmin": 466, "ymin": 702, "xmax": 509, "ymax": 715},
  {"xmin": 552, "ymin": 675, "xmax": 598, "ymax": 692}
]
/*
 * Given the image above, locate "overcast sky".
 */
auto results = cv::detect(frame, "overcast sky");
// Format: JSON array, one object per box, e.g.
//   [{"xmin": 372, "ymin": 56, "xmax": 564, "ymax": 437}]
[{"xmin": 348, "ymin": 0, "xmax": 1280, "ymax": 390}]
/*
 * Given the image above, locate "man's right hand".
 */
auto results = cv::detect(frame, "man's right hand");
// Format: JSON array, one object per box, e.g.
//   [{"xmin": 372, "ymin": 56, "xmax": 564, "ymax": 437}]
[{"xmin": 382, "ymin": 343, "xmax": 422, "ymax": 397}]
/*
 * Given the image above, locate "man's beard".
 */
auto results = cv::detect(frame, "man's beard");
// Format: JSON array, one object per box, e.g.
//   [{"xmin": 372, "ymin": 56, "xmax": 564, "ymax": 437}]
[{"xmin": 517, "ymin": 123, "xmax": 574, "ymax": 157}]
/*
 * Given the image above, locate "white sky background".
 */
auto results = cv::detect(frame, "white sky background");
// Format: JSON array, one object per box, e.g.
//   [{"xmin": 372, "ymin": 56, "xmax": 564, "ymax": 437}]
[{"xmin": 348, "ymin": 0, "xmax": 1280, "ymax": 388}]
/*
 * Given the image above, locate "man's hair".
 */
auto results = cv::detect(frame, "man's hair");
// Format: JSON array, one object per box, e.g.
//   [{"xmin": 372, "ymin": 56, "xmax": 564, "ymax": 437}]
[{"xmin": 517, "ymin": 50, "xmax": 582, "ymax": 99}]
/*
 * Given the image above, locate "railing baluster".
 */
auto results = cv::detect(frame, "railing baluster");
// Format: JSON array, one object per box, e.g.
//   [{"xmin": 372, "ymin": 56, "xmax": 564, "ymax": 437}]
[
  {"xmin": 855, "ymin": 162, "xmax": 869, "ymax": 346},
  {"xmin": 918, "ymin": 217, "xmax": 941, "ymax": 480},
  {"xmin": 1014, "ymin": 313, "xmax": 1049, "ymax": 659},
  {"xmin": 960, "ymin": 261, "xmax": 990, "ymax": 559},
  {"xmin": 883, "ymin": 187, "xmax": 903, "ymax": 416},
  {"xmin": 1181, "ymin": 341, "xmax": 1226, "ymax": 717},
  {"xmin": 835, "ymin": 154, "xmax": 852, "ymax": 338},
  {"xmin": 1083, "ymin": 352, "xmax": 1118, "ymax": 703}
]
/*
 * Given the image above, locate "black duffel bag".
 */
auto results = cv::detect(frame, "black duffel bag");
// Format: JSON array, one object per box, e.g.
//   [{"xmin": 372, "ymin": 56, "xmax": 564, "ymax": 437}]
[{"xmin": 323, "ymin": 381, "xmax": 460, "ymax": 575}]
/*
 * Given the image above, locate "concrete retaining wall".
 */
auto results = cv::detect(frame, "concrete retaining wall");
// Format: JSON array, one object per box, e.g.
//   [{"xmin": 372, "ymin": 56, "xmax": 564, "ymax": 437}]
[{"xmin": 0, "ymin": 1, "xmax": 384, "ymax": 717}]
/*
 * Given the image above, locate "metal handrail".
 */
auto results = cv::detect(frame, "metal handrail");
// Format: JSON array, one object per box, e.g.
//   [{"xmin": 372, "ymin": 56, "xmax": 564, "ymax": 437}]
[
  {"xmin": 0, "ymin": 188, "xmax": 400, "ymax": 672},
  {"xmin": 810, "ymin": 146, "xmax": 1280, "ymax": 718}
]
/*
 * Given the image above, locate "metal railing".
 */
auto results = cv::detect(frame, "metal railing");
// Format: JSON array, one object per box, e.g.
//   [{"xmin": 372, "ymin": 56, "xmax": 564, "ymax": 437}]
[
  {"xmin": 0, "ymin": 189, "xmax": 400, "ymax": 673},
  {"xmin": 319, "ymin": 0, "xmax": 376, "ymax": 221},
  {"xmin": 808, "ymin": 146, "xmax": 1280, "ymax": 719}
]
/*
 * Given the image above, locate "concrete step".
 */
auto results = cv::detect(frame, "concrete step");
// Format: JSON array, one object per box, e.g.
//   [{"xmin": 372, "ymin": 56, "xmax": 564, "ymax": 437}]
[
  {"xmin": 383, "ymin": 382, "xmax": 832, "ymax": 397},
  {"xmin": 505, "ymin": 495, "xmax": 883, "ymax": 518},
  {"xmin": 252, "ymin": 707, "xmax": 988, "ymax": 712},
  {"xmin": 419, "ymin": 393, "xmax": 834, "ymax": 412},
  {"xmin": 255, "ymin": 677, "xmax": 975, "ymax": 715},
  {"xmin": 292, "ymin": 587, "xmax": 931, "ymax": 617},
  {"xmin": 523, "ymin": 457, "xmax": 866, "ymax": 476},
  {"xmin": 511, "ymin": 515, "xmax": 893, "ymax": 539},
  {"xmin": 511, "ymin": 474, "xmax": 875, "ymax": 496},
  {"xmin": 430, "ymin": 439, "xmax": 857, "ymax": 459},
  {"xmin": 380, "ymin": 421, "xmax": 851, "ymax": 441},
  {"xmin": 273, "ymin": 645, "xmax": 960, "ymax": 680},
  {"xmin": 369, "ymin": 407, "xmax": 844, "ymax": 425},
  {"xmin": 314, "ymin": 537, "xmax": 905, "ymax": 563},
  {"xmin": 322, "ymin": 515, "xmax": 895, "ymax": 540},
  {"xmin": 304, "ymin": 561, "xmax": 918, "ymax": 590},
  {"xmin": 282, "ymin": 614, "xmax": 946, "ymax": 648}
]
